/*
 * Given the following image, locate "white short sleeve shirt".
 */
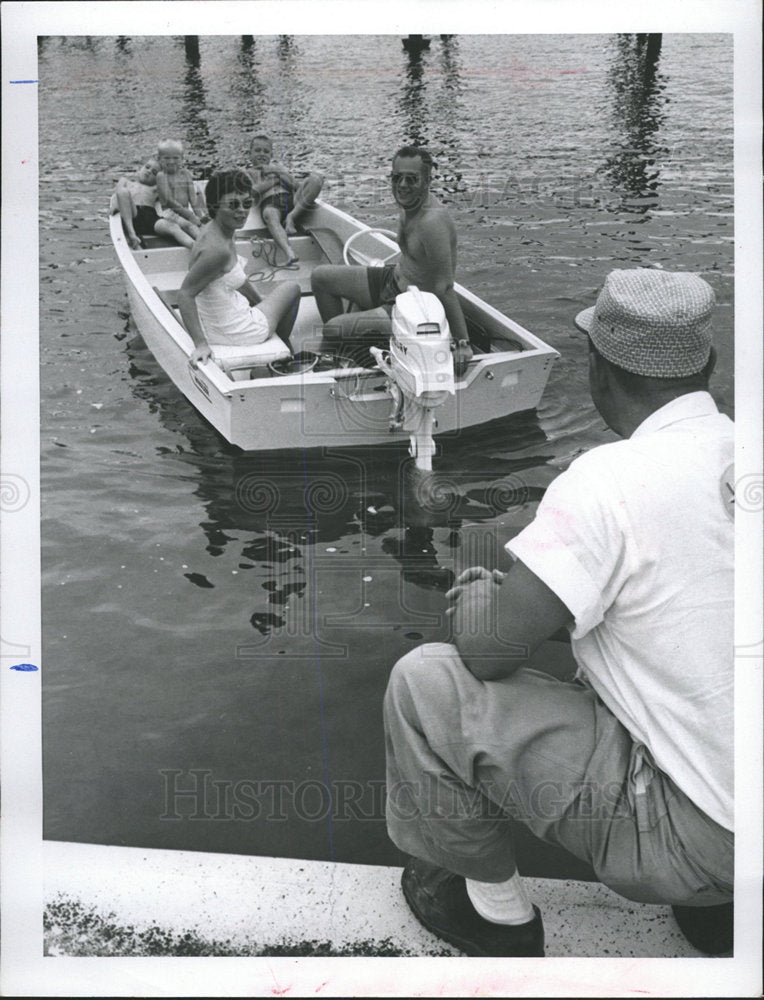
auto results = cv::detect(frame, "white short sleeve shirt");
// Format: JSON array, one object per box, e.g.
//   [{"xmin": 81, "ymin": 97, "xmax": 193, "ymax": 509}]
[{"xmin": 507, "ymin": 392, "xmax": 734, "ymax": 830}]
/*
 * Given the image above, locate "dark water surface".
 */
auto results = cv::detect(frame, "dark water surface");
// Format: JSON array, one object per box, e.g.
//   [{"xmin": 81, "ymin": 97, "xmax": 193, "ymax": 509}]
[{"xmin": 40, "ymin": 34, "xmax": 733, "ymax": 874}]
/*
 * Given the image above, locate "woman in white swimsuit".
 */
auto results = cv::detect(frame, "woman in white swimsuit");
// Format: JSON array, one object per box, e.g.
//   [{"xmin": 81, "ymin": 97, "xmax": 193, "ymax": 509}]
[{"xmin": 178, "ymin": 169, "xmax": 301, "ymax": 368}]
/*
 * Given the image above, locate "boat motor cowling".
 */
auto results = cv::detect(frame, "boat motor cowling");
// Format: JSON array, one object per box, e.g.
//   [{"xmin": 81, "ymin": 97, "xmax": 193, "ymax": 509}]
[
  {"xmin": 389, "ymin": 286, "xmax": 456, "ymax": 403},
  {"xmin": 369, "ymin": 286, "xmax": 456, "ymax": 470}
]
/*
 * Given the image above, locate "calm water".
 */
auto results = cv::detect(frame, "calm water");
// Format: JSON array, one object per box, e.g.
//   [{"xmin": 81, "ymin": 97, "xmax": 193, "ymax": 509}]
[{"xmin": 40, "ymin": 34, "xmax": 734, "ymax": 875}]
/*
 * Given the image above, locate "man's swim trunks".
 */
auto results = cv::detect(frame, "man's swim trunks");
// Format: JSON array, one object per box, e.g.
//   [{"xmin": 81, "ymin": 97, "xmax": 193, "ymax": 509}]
[
  {"xmin": 367, "ymin": 264, "xmax": 401, "ymax": 314},
  {"xmin": 134, "ymin": 204, "xmax": 160, "ymax": 237}
]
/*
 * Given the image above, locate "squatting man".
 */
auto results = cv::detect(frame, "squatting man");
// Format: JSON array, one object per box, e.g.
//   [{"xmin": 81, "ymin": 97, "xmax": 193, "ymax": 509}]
[{"xmin": 383, "ymin": 268, "xmax": 734, "ymax": 957}]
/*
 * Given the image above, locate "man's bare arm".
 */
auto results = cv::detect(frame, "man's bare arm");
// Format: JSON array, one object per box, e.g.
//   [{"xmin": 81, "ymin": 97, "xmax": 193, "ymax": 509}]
[
  {"xmin": 420, "ymin": 213, "xmax": 470, "ymax": 344},
  {"xmin": 450, "ymin": 559, "xmax": 573, "ymax": 681}
]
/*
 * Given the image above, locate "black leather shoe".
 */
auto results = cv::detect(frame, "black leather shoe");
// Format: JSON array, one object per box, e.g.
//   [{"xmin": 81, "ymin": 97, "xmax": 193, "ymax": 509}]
[
  {"xmin": 671, "ymin": 902, "xmax": 733, "ymax": 954},
  {"xmin": 401, "ymin": 858, "xmax": 544, "ymax": 957}
]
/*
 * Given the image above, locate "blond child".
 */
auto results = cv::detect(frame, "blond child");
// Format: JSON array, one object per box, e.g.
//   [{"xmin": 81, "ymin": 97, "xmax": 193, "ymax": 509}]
[
  {"xmin": 155, "ymin": 139, "xmax": 209, "ymax": 248},
  {"xmin": 247, "ymin": 133, "xmax": 323, "ymax": 263}
]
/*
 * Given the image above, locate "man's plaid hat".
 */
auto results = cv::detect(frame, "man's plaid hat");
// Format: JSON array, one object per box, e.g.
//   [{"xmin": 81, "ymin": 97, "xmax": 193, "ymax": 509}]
[{"xmin": 574, "ymin": 269, "xmax": 715, "ymax": 377}]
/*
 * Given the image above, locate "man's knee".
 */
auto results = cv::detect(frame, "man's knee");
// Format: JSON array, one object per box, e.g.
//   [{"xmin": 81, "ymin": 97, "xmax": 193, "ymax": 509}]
[
  {"xmin": 311, "ymin": 264, "xmax": 334, "ymax": 293},
  {"xmin": 385, "ymin": 643, "xmax": 459, "ymax": 711}
]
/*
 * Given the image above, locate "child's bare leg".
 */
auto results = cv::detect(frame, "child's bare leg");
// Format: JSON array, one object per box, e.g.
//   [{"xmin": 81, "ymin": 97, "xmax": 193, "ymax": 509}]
[
  {"xmin": 285, "ymin": 172, "xmax": 324, "ymax": 235},
  {"xmin": 155, "ymin": 219, "xmax": 195, "ymax": 249},
  {"xmin": 261, "ymin": 205, "xmax": 296, "ymax": 263},
  {"xmin": 115, "ymin": 188, "xmax": 141, "ymax": 248}
]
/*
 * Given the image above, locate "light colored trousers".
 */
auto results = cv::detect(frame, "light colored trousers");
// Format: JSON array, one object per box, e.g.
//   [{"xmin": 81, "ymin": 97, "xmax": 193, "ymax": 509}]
[{"xmin": 384, "ymin": 643, "xmax": 733, "ymax": 905}]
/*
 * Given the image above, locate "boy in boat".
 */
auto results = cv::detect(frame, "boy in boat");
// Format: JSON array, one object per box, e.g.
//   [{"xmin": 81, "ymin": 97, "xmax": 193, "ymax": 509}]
[
  {"xmin": 155, "ymin": 138, "xmax": 208, "ymax": 249},
  {"xmin": 246, "ymin": 133, "xmax": 324, "ymax": 264},
  {"xmin": 114, "ymin": 157, "xmax": 162, "ymax": 250},
  {"xmin": 310, "ymin": 145, "xmax": 473, "ymax": 375},
  {"xmin": 114, "ymin": 156, "xmax": 197, "ymax": 250},
  {"xmin": 383, "ymin": 269, "xmax": 733, "ymax": 957}
]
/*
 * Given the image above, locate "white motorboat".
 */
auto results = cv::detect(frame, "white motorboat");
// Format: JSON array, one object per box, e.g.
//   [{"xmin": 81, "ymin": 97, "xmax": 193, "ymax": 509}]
[{"xmin": 109, "ymin": 197, "xmax": 558, "ymax": 465}]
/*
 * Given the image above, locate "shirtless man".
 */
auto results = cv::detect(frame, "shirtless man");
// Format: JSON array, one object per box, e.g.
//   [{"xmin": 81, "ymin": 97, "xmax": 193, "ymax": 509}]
[
  {"xmin": 310, "ymin": 146, "xmax": 473, "ymax": 375},
  {"xmin": 155, "ymin": 139, "xmax": 208, "ymax": 248}
]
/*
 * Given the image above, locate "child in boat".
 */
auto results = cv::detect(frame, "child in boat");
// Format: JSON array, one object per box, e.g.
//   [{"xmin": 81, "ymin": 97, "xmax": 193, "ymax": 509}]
[
  {"xmin": 177, "ymin": 169, "xmax": 301, "ymax": 371},
  {"xmin": 155, "ymin": 139, "xmax": 208, "ymax": 249},
  {"xmin": 114, "ymin": 157, "xmax": 163, "ymax": 249},
  {"xmin": 247, "ymin": 133, "xmax": 324, "ymax": 264}
]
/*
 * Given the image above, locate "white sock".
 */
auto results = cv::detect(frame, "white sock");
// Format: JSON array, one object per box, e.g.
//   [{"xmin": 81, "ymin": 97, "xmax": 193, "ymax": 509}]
[{"xmin": 465, "ymin": 872, "xmax": 535, "ymax": 926}]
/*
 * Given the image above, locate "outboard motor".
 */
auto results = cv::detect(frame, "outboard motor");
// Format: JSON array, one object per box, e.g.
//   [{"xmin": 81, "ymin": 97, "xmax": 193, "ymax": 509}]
[{"xmin": 370, "ymin": 286, "xmax": 455, "ymax": 471}]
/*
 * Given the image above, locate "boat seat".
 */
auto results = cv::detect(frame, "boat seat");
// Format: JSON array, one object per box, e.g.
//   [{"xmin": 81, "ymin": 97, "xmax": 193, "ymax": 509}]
[
  {"xmin": 303, "ymin": 226, "xmax": 346, "ymax": 265},
  {"xmin": 151, "ymin": 286, "xmax": 290, "ymax": 378}
]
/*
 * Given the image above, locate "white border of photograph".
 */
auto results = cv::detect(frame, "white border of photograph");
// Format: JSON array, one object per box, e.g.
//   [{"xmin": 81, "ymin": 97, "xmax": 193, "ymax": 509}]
[{"xmin": 1, "ymin": 1, "xmax": 761, "ymax": 996}]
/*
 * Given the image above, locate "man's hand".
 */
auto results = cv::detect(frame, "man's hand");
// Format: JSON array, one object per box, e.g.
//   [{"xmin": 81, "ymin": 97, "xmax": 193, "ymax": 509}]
[
  {"xmin": 448, "ymin": 558, "xmax": 574, "ymax": 681},
  {"xmin": 445, "ymin": 566, "xmax": 504, "ymax": 618},
  {"xmin": 453, "ymin": 339, "xmax": 473, "ymax": 378}
]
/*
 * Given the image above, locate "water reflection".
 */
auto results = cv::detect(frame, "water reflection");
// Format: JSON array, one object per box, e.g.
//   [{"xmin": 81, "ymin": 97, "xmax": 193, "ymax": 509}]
[
  {"xmin": 439, "ymin": 35, "xmax": 464, "ymax": 96},
  {"xmin": 600, "ymin": 34, "xmax": 668, "ymax": 212},
  {"xmin": 232, "ymin": 38, "xmax": 267, "ymax": 135},
  {"xmin": 277, "ymin": 35, "xmax": 296, "ymax": 66},
  {"xmin": 396, "ymin": 37, "xmax": 467, "ymax": 204},
  {"xmin": 399, "ymin": 44, "xmax": 429, "ymax": 146},
  {"xmin": 180, "ymin": 62, "xmax": 218, "ymax": 174}
]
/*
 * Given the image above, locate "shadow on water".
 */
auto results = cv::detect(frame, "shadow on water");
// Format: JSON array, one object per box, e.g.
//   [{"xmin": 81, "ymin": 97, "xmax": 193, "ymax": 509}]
[{"xmin": 599, "ymin": 34, "xmax": 668, "ymax": 212}]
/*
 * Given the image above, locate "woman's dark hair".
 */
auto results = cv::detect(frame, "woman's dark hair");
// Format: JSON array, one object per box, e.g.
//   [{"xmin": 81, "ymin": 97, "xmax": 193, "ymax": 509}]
[{"xmin": 204, "ymin": 169, "xmax": 253, "ymax": 218}]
